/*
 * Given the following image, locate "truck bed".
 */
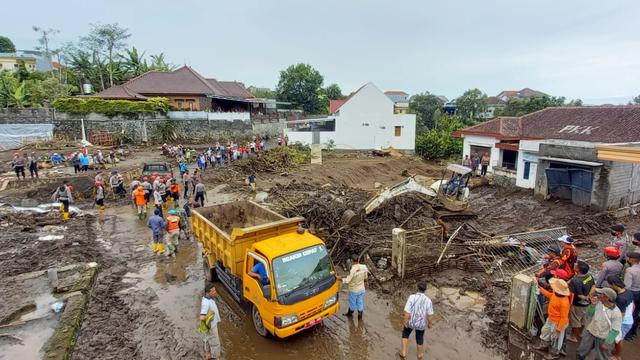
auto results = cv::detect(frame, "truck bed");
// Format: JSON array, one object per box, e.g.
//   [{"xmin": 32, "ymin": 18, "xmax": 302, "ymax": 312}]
[
  {"xmin": 193, "ymin": 201, "xmax": 304, "ymax": 279},
  {"xmin": 197, "ymin": 201, "xmax": 285, "ymax": 236}
]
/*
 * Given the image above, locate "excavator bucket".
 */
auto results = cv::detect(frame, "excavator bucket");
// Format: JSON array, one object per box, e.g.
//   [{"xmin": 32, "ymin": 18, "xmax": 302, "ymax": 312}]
[{"xmin": 363, "ymin": 175, "xmax": 437, "ymax": 215}]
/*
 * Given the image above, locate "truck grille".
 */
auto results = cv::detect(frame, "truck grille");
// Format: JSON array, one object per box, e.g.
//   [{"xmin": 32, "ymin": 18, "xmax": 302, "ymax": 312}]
[{"xmin": 299, "ymin": 304, "xmax": 323, "ymax": 321}]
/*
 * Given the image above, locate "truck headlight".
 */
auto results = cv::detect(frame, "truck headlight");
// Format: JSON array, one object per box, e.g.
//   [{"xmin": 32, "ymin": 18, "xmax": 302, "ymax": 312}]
[
  {"xmin": 324, "ymin": 294, "xmax": 338, "ymax": 309},
  {"xmin": 275, "ymin": 314, "xmax": 298, "ymax": 328}
]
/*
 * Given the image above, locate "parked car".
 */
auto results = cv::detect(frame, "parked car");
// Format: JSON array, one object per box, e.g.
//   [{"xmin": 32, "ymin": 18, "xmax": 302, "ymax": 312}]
[{"xmin": 142, "ymin": 163, "xmax": 173, "ymax": 177}]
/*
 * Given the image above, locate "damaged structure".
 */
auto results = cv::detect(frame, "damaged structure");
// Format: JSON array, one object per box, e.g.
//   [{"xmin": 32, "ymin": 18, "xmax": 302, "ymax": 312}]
[{"xmin": 455, "ymin": 106, "xmax": 640, "ymax": 209}]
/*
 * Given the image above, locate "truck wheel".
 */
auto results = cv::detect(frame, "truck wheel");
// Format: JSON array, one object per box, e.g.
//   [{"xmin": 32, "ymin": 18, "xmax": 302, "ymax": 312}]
[
  {"xmin": 252, "ymin": 304, "xmax": 268, "ymax": 337},
  {"xmin": 202, "ymin": 255, "xmax": 218, "ymax": 283}
]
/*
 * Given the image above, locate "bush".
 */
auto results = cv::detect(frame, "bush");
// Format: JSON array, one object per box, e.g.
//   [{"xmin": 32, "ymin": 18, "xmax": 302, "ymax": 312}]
[
  {"xmin": 415, "ymin": 114, "xmax": 464, "ymax": 160},
  {"xmin": 52, "ymin": 97, "xmax": 170, "ymax": 117}
]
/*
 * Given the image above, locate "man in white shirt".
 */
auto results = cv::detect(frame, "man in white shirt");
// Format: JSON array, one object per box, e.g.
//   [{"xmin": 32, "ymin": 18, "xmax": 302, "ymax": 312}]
[
  {"xmin": 400, "ymin": 281, "xmax": 434, "ymax": 360},
  {"xmin": 576, "ymin": 287, "xmax": 622, "ymax": 360},
  {"xmin": 200, "ymin": 283, "xmax": 221, "ymax": 360},
  {"xmin": 341, "ymin": 254, "xmax": 368, "ymax": 319}
]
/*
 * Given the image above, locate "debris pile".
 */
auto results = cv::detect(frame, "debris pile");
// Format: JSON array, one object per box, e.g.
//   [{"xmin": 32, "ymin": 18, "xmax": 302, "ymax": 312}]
[
  {"xmin": 268, "ymin": 181, "xmax": 439, "ymax": 269},
  {"xmin": 234, "ymin": 145, "xmax": 310, "ymax": 174}
]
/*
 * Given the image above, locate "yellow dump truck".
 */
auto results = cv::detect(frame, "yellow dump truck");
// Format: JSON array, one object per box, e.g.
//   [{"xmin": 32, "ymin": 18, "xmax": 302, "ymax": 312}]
[{"xmin": 192, "ymin": 200, "xmax": 340, "ymax": 338}]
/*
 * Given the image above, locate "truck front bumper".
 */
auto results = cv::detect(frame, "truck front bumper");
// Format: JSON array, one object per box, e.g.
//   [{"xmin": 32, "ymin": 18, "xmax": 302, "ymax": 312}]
[{"xmin": 273, "ymin": 302, "xmax": 339, "ymax": 338}]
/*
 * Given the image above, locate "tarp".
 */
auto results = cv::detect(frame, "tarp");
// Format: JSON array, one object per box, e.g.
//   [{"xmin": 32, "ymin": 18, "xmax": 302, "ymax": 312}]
[{"xmin": 0, "ymin": 123, "xmax": 53, "ymax": 150}]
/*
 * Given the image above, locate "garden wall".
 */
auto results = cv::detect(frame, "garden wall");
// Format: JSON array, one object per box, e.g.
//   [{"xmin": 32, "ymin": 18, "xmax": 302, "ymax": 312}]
[{"xmin": 0, "ymin": 109, "xmax": 287, "ymax": 146}]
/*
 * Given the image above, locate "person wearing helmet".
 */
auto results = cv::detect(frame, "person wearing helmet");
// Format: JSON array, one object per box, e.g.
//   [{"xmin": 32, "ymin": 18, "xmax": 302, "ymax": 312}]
[
  {"xmin": 595, "ymin": 247, "xmax": 624, "ymax": 288},
  {"xmin": 95, "ymin": 181, "xmax": 106, "ymax": 211},
  {"xmin": 165, "ymin": 209, "xmax": 180, "ymax": 256},
  {"xmin": 558, "ymin": 235, "xmax": 577, "ymax": 278},
  {"xmin": 132, "ymin": 185, "xmax": 148, "ymax": 220},
  {"xmin": 141, "ymin": 177, "xmax": 152, "ymax": 206}
]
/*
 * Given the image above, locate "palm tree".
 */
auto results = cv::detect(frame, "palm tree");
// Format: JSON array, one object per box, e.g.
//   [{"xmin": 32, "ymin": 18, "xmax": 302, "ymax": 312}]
[
  {"xmin": 149, "ymin": 53, "xmax": 175, "ymax": 72},
  {"xmin": 120, "ymin": 47, "xmax": 149, "ymax": 77}
]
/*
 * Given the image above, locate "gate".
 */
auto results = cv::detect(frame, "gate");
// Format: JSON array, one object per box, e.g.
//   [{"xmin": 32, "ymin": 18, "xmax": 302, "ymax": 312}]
[{"xmin": 391, "ymin": 226, "xmax": 445, "ymax": 279}]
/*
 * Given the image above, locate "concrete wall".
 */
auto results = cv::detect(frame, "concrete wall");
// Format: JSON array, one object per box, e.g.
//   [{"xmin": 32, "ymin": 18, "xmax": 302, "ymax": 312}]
[
  {"xmin": 515, "ymin": 140, "xmax": 543, "ymax": 189},
  {"xmin": 0, "ymin": 108, "xmax": 260, "ymax": 147},
  {"xmin": 167, "ymin": 111, "xmax": 251, "ymax": 122},
  {"xmin": 286, "ymin": 83, "xmax": 416, "ymax": 150},
  {"xmin": 0, "ymin": 108, "xmax": 54, "ymax": 124}
]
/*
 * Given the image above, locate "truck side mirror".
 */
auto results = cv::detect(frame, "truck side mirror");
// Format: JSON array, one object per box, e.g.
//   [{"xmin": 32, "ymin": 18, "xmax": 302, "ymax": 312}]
[{"xmin": 261, "ymin": 284, "xmax": 272, "ymax": 300}]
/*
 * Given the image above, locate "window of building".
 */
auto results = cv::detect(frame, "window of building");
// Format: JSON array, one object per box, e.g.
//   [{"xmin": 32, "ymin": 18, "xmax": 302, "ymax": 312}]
[
  {"xmin": 501, "ymin": 149, "xmax": 518, "ymax": 170},
  {"xmin": 394, "ymin": 126, "xmax": 402, "ymax": 137},
  {"xmin": 523, "ymin": 161, "xmax": 531, "ymax": 180}
]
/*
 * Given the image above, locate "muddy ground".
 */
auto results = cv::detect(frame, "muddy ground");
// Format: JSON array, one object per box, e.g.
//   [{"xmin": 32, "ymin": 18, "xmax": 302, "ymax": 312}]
[{"xmin": 0, "ymin": 147, "xmax": 639, "ymax": 359}]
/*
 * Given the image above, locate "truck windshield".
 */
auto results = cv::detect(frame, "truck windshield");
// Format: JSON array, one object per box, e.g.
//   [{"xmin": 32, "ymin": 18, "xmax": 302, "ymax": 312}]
[{"xmin": 272, "ymin": 245, "xmax": 333, "ymax": 297}]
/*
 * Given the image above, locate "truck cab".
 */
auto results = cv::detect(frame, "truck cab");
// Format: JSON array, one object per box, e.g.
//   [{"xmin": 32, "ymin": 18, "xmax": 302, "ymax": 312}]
[{"xmin": 192, "ymin": 201, "xmax": 339, "ymax": 338}]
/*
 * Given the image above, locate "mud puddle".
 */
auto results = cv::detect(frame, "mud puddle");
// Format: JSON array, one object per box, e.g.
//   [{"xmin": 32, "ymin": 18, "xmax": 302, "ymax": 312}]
[{"xmin": 0, "ymin": 275, "xmax": 60, "ymax": 360}]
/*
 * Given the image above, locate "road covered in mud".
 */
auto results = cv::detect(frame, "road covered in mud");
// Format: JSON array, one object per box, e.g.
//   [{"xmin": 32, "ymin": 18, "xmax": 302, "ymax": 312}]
[{"xmin": 1, "ymin": 149, "xmax": 638, "ymax": 360}]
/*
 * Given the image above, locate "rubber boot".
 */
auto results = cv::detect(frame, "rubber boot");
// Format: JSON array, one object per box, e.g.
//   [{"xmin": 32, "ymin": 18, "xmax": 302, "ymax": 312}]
[
  {"xmin": 343, "ymin": 309, "xmax": 354, "ymax": 317},
  {"xmin": 153, "ymin": 243, "xmax": 158, "ymax": 254},
  {"xmin": 100, "ymin": 205, "xmax": 106, "ymax": 211},
  {"xmin": 138, "ymin": 212, "xmax": 144, "ymax": 220},
  {"xmin": 532, "ymin": 340, "xmax": 549, "ymax": 351},
  {"xmin": 63, "ymin": 212, "xmax": 70, "ymax": 221},
  {"xmin": 358, "ymin": 311, "xmax": 363, "ymax": 320},
  {"xmin": 158, "ymin": 243, "xmax": 165, "ymax": 254}
]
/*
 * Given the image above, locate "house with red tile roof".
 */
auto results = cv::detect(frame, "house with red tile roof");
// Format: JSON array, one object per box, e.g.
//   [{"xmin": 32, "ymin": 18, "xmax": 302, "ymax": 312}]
[
  {"xmin": 93, "ymin": 66, "xmax": 257, "ymax": 112},
  {"xmin": 287, "ymin": 83, "xmax": 416, "ymax": 151},
  {"xmin": 454, "ymin": 106, "xmax": 640, "ymax": 209}
]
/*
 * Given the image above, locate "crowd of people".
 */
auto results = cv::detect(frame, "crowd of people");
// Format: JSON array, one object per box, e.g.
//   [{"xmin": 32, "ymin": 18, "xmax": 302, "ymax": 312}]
[
  {"xmin": 9, "ymin": 147, "xmax": 124, "ymax": 180},
  {"xmin": 162, "ymin": 133, "xmax": 289, "ymax": 171},
  {"xmin": 532, "ymin": 227, "xmax": 640, "ymax": 359}
]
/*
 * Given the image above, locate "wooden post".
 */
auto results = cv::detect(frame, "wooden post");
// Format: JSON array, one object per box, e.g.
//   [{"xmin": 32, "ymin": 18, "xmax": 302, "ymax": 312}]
[{"xmin": 392, "ymin": 228, "xmax": 406, "ymax": 279}]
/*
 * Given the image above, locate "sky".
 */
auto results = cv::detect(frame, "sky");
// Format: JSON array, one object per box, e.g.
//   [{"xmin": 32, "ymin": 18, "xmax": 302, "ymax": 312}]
[{"xmin": 3, "ymin": 0, "xmax": 639, "ymax": 104}]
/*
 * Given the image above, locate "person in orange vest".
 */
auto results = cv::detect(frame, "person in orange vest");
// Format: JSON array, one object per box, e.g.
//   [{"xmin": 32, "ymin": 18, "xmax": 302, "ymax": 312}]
[
  {"xmin": 558, "ymin": 235, "xmax": 577, "ymax": 278},
  {"xmin": 132, "ymin": 185, "xmax": 148, "ymax": 220},
  {"xmin": 166, "ymin": 209, "xmax": 180, "ymax": 256},
  {"xmin": 169, "ymin": 179, "xmax": 181, "ymax": 205}
]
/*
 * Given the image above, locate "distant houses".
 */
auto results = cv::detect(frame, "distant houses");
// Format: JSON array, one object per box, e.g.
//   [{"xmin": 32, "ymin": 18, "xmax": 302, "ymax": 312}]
[
  {"xmin": 93, "ymin": 66, "xmax": 257, "ymax": 112},
  {"xmin": 481, "ymin": 88, "xmax": 548, "ymax": 119},
  {"xmin": 0, "ymin": 50, "xmax": 55, "ymax": 72}
]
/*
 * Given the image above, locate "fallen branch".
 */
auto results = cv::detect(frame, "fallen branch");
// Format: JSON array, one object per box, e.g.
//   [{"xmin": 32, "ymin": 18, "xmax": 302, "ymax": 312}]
[{"xmin": 0, "ymin": 333, "xmax": 24, "ymax": 343}]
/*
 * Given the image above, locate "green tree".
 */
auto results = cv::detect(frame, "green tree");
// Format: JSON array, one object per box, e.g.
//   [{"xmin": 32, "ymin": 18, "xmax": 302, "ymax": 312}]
[
  {"xmin": 415, "ymin": 114, "xmax": 464, "ymax": 159},
  {"xmin": 148, "ymin": 53, "xmax": 174, "ymax": 72},
  {"xmin": 6, "ymin": 82, "xmax": 30, "ymax": 108},
  {"xmin": 325, "ymin": 83, "xmax": 345, "ymax": 100},
  {"xmin": 32, "ymin": 26, "xmax": 59, "ymax": 59},
  {"xmin": 455, "ymin": 88, "xmax": 488, "ymax": 121},
  {"xmin": 120, "ymin": 47, "xmax": 149, "ymax": 77},
  {"xmin": 498, "ymin": 95, "xmax": 566, "ymax": 116},
  {"xmin": 27, "ymin": 77, "xmax": 77, "ymax": 106},
  {"xmin": 82, "ymin": 23, "xmax": 131, "ymax": 87},
  {"xmin": 631, "ymin": 95, "xmax": 640, "ymax": 105},
  {"xmin": 0, "ymin": 72, "xmax": 19, "ymax": 108},
  {"xmin": 409, "ymin": 92, "xmax": 445, "ymax": 131},
  {"xmin": 249, "ymin": 87, "xmax": 276, "ymax": 99},
  {"xmin": 0, "ymin": 36, "xmax": 16, "ymax": 53},
  {"xmin": 276, "ymin": 63, "xmax": 325, "ymax": 114}
]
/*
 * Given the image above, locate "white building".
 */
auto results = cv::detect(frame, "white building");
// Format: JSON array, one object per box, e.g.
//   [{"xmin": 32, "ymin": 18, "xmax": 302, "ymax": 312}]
[{"xmin": 286, "ymin": 83, "xmax": 416, "ymax": 151}]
